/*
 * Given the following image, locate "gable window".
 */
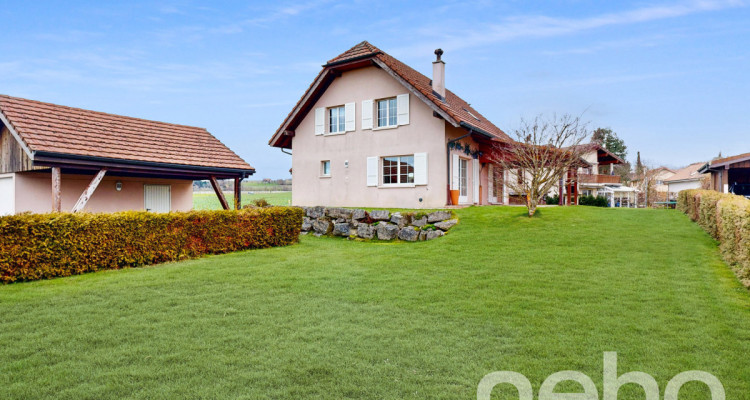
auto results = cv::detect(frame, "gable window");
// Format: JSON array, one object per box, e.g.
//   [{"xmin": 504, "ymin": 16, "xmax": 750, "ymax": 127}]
[
  {"xmin": 382, "ymin": 155, "xmax": 414, "ymax": 185},
  {"xmin": 321, "ymin": 160, "xmax": 331, "ymax": 177},
  {"xmin": 377, "ymin": 98, "xmax": 397, "ymax": 128},
  {"xmin": 329, "ymin": 106, "xmax": 345, "ymax": 133}
]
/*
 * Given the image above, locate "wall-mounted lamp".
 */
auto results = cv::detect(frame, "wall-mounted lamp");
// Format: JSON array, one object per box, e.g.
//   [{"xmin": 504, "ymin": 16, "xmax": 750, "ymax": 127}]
[{"xmin": 115, "ymin": 181, "xmax": 122, "ymax": 191}]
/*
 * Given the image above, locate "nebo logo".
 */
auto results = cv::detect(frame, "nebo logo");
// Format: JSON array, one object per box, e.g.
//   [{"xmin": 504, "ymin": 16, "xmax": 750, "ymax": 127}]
[{"xmin": 477, "ymin": 352, "xmax": 725, "ymax": 400}]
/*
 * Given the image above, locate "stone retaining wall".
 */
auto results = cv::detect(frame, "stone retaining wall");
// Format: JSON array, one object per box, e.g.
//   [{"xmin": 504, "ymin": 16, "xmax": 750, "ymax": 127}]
[{"xmin": 300, "ymin": 207, "xmax": 458, "ymax": 241}]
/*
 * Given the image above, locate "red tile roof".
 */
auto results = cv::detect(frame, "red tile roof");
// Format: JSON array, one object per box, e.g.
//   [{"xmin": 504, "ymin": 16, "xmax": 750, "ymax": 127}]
[
  {"xmin": 0, "ymin": 95, "xmax": 253, "ymax": 171},
  {"xmin": 271, "ymin": 41, "xmax": 509, "ymax": 147}
]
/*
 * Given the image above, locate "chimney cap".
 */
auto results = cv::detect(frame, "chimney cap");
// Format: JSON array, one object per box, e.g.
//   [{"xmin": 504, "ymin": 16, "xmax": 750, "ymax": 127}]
[{"xmin": 434, "ymin": 48, "xmax": 444, "ymax": 62}]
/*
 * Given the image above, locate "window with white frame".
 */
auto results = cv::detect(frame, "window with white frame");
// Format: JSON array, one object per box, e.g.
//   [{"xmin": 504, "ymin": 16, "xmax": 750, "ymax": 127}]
[
  {"xmin": 328, "ymin": 106, "xmax": 345, "ymax": 133},
  {"xmin": 376, "ymin": 98, "xmax": 397, "ymax": 128},
  {"xmin": 321, "ymin": 160, "xmax": 331, "ymax": 177},
  {"xmin": 382, "ymin": 155, "xmax": 414, "ymax": 185}
]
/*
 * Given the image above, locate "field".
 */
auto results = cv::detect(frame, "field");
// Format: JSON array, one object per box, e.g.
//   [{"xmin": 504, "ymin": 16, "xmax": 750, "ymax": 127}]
[
  {"xmin": 1, "ymin": 206, "xmax": 749, "ymax": 399},
  {"xmin": 193, "ymin": 191, "xmax": 292, "ymax": 209}
]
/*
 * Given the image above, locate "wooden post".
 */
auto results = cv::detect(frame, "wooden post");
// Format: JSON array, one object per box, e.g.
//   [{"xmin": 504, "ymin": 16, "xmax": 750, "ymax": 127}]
[
  {"xmin": 210, "ymin": 176, "xmax": 230, "ymax": 210},
  {"xmin": 51, "ymin": 167, "xmax": 61, "ymax": 212},
  {"xmin": 72, "ymin": 169, "xmax": 107, "ymax": 212},
  {"xmin": 234, "ymin": 177, "xmax": 242, "ymax": 210}
]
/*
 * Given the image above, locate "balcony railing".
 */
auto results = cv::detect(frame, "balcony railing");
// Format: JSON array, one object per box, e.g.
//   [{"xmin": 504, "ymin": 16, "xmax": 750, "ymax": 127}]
[{"xmin": 578, "ymin": 174, "xmax": 621, "ymax": 184}]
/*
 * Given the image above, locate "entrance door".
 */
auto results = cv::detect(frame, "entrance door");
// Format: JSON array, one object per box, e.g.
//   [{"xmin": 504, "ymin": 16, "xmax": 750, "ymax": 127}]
[
  {"xmin": 459, "ymin": 159, "xmax": 468, "ymax": 204},
  {"xmin": 144, "ymin": 184, "xmax": 171, "ymax": 213},
  {"xmin": 488, "ymin": 165, "xmax": 503, "ymax": 204}
]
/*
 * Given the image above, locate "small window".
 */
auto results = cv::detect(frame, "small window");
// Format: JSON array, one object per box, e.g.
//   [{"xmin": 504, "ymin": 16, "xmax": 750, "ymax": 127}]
[
  {"xmin": 377, "ymin": 98, "xmax": 397, "ymax": 128},
  {"xmin": 382, "ymin": 155, "xmax": 414, "ymax": 185},
  {"xmin": 321, "ymin": 160, "xmax": 331, "ymax": 177},
  {"xmin": 328, "ymin": 106, "xmax": 345, "ymax": 133}
]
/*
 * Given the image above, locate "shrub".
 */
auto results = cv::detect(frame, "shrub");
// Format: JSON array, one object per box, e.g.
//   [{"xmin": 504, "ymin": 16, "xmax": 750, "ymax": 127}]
[
  {"xmin": 579, "ymin": 195, "xmax": 608, "ymax": 207},
  {"xmin": 0, "ymin": 207, "xmax": 303, "ymax": 284},
  {"xmin": 253, "ymin": 198, "xmax": 270, "ymax": 207},
  {"xmin": 545, "ymin": 194, "xmax": 559, "ymax": 205},
  {"xmin": 678, "ymin": 190, "xmax": 750, "ymax": 286}
]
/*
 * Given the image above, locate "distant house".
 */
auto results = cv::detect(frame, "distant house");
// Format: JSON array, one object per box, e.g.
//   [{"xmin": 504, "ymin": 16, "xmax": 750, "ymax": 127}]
[
  {"xmin": 268, "ymin": 41, "xmax": 511, "ymax": 208},
  {"xmin": 663, "ymin": 162, "xmax": 706, "ymax": 199},
  {"xmin": 699, "ymin": 152, "xmax": 750, "ymax": 197},
  {"xmin": 0, "ymin": 95, "xmax": 254, "ymax": 215},
  {"xmin": 629, "ymin": 166, "xmax": 675, "ymax": 202},
  {"xmin": 571, "ymin": 143, "xmax": 637, "ymax": 207}
]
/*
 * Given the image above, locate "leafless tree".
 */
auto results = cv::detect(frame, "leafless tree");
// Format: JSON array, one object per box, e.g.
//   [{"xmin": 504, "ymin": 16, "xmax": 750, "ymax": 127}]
[{"xmin": 489, "ymin": 114, "xmax": 590, "ymax": 217}]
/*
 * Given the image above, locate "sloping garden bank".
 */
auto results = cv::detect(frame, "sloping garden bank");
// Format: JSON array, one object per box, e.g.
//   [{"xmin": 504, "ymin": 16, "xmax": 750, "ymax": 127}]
[
  {"xmin": 301, "ymin": 207, "xmax": 457, "ymax": 241},
  {"xmin": 678, "ymin": 189, "xmax": 750, "ymax": 286},
  {"xmin": 0, "ymin": 207, "xmax": 303, "ymax": 283}
]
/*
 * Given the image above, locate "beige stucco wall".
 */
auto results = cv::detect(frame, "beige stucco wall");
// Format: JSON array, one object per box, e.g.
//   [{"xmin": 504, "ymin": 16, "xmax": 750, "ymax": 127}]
[
  {"xmin": 14, "ymin": 171, "xmax": 193, "ymax": 213},
  {"xmin": 666, "ymin": 180, "xmax": 702, "ymax": 195},
  {"xmin": 291, "ymin": 66, "xmax": 450, "ymax": 208}
]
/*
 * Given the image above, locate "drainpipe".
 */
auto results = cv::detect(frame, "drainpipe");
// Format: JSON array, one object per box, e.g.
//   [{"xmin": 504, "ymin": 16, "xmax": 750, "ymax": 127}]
[
  {"xmin": 446, "ymin": 131, "xmax": 473, "ymax": 205},
  {"xmin": 281, "ymin": 148, "xmax": 292, "ymax": 156}
]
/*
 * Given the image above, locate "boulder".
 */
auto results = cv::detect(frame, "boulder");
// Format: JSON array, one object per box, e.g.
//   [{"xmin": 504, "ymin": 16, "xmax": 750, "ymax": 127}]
[
  {"xmin": 425, "ymin": 230, "xmax": 445, "ymax": 240},
  {"xmin": 370, "ymin": 210, "xmax": 391, "ymax": 221},
  {"xmin": 435, "ymin": 219, "xmax": 458, "ymax": 231},
  {"xmin": 301, "ymin": 217, "xmax": 312, "ymax": 231},
  {"xmin": 376, "ymin": 223, "xmax": 399, "ymax": 240},
  {"xmin": 312, "ymin": 220, "xmax": 331, "ymax": 235},
  {"xmin": 357, "ymin": 224, "xmax": 375, "ymax": 239},
  {"xmin": 352, "ymin": 209, "xmax": 367, "ymax": 221},
  {"xmin": 411, "ymin": 216, "xmax": 428, "ymax": 227},
  {"xmin": 419, "ymin": 231, "xmax": 426, "ymax": 241},
  {"xmin": 333, "ymin": 223, "xmax": 350, "ymax": 237},
  {"xmin": 398, "ymin": 227, "xmax": 420, "ymax": 242},
  {"xmin": 427, "ymin": 211, "xmax": 452, "ymax": 223},
  {"xmin": 390, "ymin": 212, "xmax": 409, "ymax": 228},
  {"xmin": 306, "ymin": 206, "xmax": 325, "ymax": 219},
  {"xmin": 328, "ymin": 207, "xmax": 352, "ymax": 219}
]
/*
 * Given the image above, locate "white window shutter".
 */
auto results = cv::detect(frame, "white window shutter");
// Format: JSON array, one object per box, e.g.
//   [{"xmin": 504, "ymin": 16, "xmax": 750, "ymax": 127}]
[
  {"xmin": 361, "ymin": 100, "xmax": 373, "ymax": 130},
  {"xmin": 345, "ymin": 102, "xmax": 355, "ymax": 132},
  {"xmin": 314, "ymin": 107, "xmax": 325, "ymax": 135},
  {"xmin": 397, "ymin": 93, "xmax": 409, "ymax": 125},
  {"xmin": 414, "ymin": 152, "xmax": 428, "ymax": 185},
  {"xmin": 451, "ymin": 154, "xmax": 459, "ymax": 190},
  {"xmin": 366, "ymin": 157, "xmax": 378, "ymax": 187},
  {"xmin": 473, "ymin": 158, "xmax": 480, "ymax": 203}
]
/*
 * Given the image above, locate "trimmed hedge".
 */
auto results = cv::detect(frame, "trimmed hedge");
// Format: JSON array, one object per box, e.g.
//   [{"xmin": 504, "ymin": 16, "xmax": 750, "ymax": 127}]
[
  {"xmin": 0, "ymin": 207, "xmax": 303, "ymax": 284},
  {"xmin": 678, "ymin": 189, "xmax": 750, "ymax": 286}
]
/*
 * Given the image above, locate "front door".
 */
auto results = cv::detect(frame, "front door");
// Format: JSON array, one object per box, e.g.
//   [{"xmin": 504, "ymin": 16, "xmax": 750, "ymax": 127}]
[
  {"xmin": 459, "ymin": 159, "xmax": 468, "ymax": 204},
  {"xmin": 144, "ymin": 184, "xmax": 171, "ymax": 213}
]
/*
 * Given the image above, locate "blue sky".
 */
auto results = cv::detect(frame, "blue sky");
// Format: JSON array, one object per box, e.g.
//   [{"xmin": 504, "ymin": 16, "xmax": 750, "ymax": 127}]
[{"xmin": 1, "ymin": 0, "xmax": 748, "ymax": 178}]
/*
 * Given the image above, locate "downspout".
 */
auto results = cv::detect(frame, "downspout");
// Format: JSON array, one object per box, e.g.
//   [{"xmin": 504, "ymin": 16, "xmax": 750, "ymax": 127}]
[
  {"xmin": 446, "ymin": 130, "xmax": 473, "ymax": 205},
  {"xmin": 281, "ymin": 148, "xmax": 292, "ymax": 156}
]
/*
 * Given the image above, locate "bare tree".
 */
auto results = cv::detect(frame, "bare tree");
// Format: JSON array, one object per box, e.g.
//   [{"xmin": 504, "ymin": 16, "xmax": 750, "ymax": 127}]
[{"xmin": 489, "ymin": 114, "xmax": 590, "ymax": 217}]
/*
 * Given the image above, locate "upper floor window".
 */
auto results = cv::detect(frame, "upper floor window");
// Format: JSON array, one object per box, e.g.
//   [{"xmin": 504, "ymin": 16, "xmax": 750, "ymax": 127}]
[
  {"xmin": 382, "ymin": 155, "xmax": 414, "ymax": 185},
  {"xmin": 329, "ymin": 106, "xmax": 345, "ymax": 133},
  {"xmin": 377, "ymin": 98, "xmax": 397, "ymax": 128}
]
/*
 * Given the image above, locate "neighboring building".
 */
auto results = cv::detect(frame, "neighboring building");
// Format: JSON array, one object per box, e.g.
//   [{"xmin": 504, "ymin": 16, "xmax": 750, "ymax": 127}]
[
  {"xmin": 0, "ymin": 95, "xmax": 254, "ymax": 215},
  {"xmin": 570, "ymin": 143, "xmax": 637, "ymax": 206},
  {"xmin": 268, "ymin": 41, "xmax": 511, "ymax": 208},
  {"xmin": 663, "ymin": 162, "xmax": 706, "ymax": 199},
  {"xmin": 699, "ymin": 152, "xmax": 750, "ymax": 197},
  {"xmin": 629, "ymin": 166, "xmax": 675, "ymax": 202}
]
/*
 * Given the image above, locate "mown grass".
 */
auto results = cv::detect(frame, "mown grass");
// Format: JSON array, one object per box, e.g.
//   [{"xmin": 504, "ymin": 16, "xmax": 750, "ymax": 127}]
[
  {"xmin": 193, "ymin": 191, "xmax": 292, "ymax": 210},
  {"xmin": 1, "ymin": 206, "xmax": 749, "ymax": 399}
]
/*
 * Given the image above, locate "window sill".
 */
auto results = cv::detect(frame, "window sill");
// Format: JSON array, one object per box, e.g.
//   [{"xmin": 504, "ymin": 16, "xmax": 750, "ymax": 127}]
[
  {"xmin": 373, "ymin": 125, "xmax": 398, "ymax": 131},
  {"xmin": 378, "ymin": 183, "xmax": 416, "ymax": 188},
  {"xmin": 319, "ymin": 175, "xmax": 331, "ymax": 179},
  {"xmin": 324, "ymin": 131, "xmax": 347, "ymax": 136}
]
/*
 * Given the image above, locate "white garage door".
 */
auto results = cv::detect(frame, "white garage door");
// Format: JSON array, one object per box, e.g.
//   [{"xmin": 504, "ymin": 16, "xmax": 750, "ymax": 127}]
[
  {"xmin": 0, "ymin": 175, "xmax": 14, "ymax": 216},
  {"xmin": 144, "ymin": 184, "xmax": 171, "ymax": 213}
]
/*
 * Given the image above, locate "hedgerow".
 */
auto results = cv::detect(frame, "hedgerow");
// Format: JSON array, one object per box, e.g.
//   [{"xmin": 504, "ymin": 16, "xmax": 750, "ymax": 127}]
[
  {"xmin": 678, "ymin": 190, "xmax": 750, "ymax": 286},
  {"xmin": 0, "ymin": 207, "xmax": 303, "ymax": 284}
]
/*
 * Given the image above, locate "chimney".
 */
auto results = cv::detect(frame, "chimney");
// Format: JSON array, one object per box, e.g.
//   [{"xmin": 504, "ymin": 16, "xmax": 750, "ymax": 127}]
[{"xmin": 432, "ymin": 48, "xmax": 445, "ymax": 100}]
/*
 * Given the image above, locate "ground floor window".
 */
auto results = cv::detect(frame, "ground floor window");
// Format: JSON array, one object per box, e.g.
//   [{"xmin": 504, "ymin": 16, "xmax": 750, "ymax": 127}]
[
  {"xmin": 321, "ymin": 160, "xmax": 330, "ymax": 177},
  {"xmin": 459, "ymin": 159, "xmax": 468, "ymax": 196},
  {"xmin": 492, "ymin": 166, "xmax": 503, "ymax": 198},
  {"xmin": 382, "ymin": 155, "xmax": 414, "ymax": 185}
]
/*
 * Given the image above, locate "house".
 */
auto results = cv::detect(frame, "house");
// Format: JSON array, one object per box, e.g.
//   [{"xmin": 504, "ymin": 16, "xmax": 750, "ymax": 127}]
[
  {"xmin": 629, "ymin": 166, "xmax": 675, "ymax": 203},
  {"xmin": 0, "ymin": 95, "xmax": 254, "ymax": 215},
  {"xmin": 567, "ymin": 143, "xmax": 637, "ymax": 206},
  {"xmin": 663, "ymin": 162, "xmax": 706, "ymax": 199},
  {"xmin": 699, "ymin": 152, "xmax": 750, "ymax": 197},
  {"xmin": 268, "ymin": 41, "xmax": 511, "ymax": 208}
]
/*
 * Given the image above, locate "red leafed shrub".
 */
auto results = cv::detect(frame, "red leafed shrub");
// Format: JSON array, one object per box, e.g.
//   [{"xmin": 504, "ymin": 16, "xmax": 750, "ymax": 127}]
[
  {"xmin": 678, "ymin": 190, "xmax": 750, "ymax": 286},
  {"xmin": 0, "ymin": 206, "xmax": 303, "ymax": 284}
]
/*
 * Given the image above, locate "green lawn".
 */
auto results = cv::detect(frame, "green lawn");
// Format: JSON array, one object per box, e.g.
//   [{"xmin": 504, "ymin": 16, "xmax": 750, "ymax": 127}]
[
  {"xmin": 2, "ymin": 206, "xmax": 749, "ymax": 399},
  {"xmin": 193, "ymin": 191, "xmax": 292, "ymax": 209}
]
